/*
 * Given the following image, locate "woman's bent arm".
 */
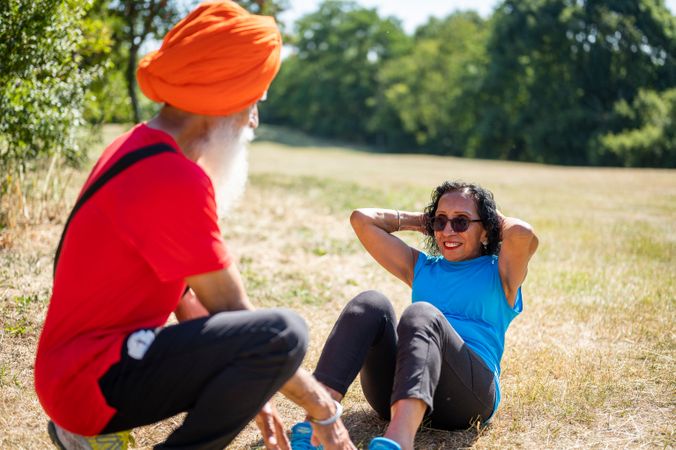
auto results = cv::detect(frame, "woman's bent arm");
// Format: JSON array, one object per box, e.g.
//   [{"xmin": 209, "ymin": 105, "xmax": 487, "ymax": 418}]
[
  {"xmin": 350, "ymin": 208, "xmax": 423, "ymax": 287},
  {"xmin": 498, "ymin": 212, "xmax": 539, "ymax": 306}
]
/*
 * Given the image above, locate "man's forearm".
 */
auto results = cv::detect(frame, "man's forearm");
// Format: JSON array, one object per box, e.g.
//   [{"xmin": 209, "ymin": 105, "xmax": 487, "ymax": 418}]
[
  {"xmin": 185, "ymin": 264, "xmax": 256, "ymax": 314},
  {"xmin": 280, "ymin": 367, "xmax": 336, "ymax": 420},
  {"xmin": 216, "ymin": 294, "xmax": 256, "ymax": 312},
  {"xmin": 174, "ymin": 288, "xmax": 255, "ymax": 322}
]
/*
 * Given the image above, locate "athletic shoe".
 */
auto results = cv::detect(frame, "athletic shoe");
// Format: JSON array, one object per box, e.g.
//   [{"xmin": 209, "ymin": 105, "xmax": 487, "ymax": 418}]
[
  {"xmin": 290, "ymin": 421, "xmax": 323, "ymax": 450},
  {"xmin": 368, "ymin": 436, "xmax": 402, "ymax": 450},
  {"xmin": 48, "ymin": 420, "xmax": 131, "ymax": 450}
]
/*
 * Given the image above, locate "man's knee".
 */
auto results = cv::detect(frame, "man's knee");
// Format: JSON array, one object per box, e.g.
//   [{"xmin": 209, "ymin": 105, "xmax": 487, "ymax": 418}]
[
  {"xmin": 398, "ymin": 302, "xmax": 444, "ymax": 336},
  {"xmin": 266, "ymin": 308, "xmax": 308, "ymax": 366}
]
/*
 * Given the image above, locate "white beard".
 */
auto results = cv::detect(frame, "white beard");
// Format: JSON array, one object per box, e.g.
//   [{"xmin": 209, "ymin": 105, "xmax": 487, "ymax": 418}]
[{"xmin": 195, "ymin": 122, "xmax": 254, "ymax": 219}]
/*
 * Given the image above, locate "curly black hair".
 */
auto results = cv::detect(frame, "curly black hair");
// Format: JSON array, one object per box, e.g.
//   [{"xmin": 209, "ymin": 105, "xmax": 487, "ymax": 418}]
[{"xmin": 423, "ymin": 180, "xmax": 502, "ymax": 256}]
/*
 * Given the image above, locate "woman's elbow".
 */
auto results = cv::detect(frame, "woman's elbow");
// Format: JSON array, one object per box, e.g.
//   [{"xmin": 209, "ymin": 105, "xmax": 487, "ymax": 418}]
[
  {"xmin": 350, "ymin": 209, "xmax": 368, "ymax": 230},
  {"xmin": 529, "ymin": 233, "xmax": 539, "ymax": 255},
  {"xmin": 505, "ymin": 221, "xmax": 538, "ymax": 253},
  {"xmin": 515, "ymin": 223, "xmax": 539, "ymax": 256}
]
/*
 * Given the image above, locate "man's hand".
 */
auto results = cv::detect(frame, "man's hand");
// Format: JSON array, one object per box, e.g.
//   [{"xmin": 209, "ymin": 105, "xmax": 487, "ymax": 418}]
[
  {"xmin": 174, "ymin": 288, "xmax": 209, "ymax": 321},
  {"xmin": 278, "ymin": 368, "xmax": 356, "ymax": 448},
  {"xmin": 310, "ymin": 420, "xmax": 355, "ymax": 449},
  {"xmin": 255, "ymin": 401, "xmax": 290, "ymax": 450}
]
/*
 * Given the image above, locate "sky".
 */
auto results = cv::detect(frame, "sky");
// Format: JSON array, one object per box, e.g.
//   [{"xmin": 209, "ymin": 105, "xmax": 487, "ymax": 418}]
[
  {"xmin": 280, "ymin": 0, "xmax": 500, "ymax": 33},
  {"xmin": 280, "ymin": 0, "xmax": 676, "ymax": 34},
  {"xmin": 156, "ymin": 0, "xmax": 676, "ymax": 54}
]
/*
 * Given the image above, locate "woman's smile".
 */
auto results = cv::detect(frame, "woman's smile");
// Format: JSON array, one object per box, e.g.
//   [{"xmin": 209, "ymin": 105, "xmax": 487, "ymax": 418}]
[{"xmin": 442, "ymin": 241, "xmax": 462, "ymax": 250}]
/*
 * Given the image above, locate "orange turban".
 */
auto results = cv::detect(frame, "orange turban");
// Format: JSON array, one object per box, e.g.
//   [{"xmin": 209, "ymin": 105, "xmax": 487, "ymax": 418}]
[{"xmin": 137, "ymin": 1, "xmax": 281, "ymax": 116}]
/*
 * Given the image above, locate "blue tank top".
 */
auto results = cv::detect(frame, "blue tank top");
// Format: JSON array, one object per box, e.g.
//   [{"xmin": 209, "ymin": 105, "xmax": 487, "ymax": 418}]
[{"xmin": 412, "ymin": 252, "xmax": 522, "ymax": 414}]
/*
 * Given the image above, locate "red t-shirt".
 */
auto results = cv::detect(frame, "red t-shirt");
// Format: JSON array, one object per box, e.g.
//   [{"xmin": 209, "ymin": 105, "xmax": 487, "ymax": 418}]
[{"xmin": 35, "ymin": 124, "xmax": 231, "ymax": 435}]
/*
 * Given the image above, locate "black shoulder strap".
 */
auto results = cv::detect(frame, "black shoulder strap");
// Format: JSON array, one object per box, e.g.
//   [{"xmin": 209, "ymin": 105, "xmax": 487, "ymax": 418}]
[{"xmin": 53, "ymin": 142, "xmax": 177, "ymax": 275}]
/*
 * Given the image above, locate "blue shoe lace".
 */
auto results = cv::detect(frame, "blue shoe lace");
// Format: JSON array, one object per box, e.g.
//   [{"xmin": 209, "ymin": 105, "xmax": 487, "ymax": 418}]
[
  {"xmin": 290, "ymin": 422, "xmax": 323, "ymax": 450},
  {"xmin": 368, "ymin": 437, "xmax": 402, "ymax": 450}
]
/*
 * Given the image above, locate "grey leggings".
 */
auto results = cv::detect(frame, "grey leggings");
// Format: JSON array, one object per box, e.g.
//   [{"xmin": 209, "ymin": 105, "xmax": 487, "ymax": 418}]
[{"xmin": 314, "ymin": 291, "xmax": 495, "ymax": 430}]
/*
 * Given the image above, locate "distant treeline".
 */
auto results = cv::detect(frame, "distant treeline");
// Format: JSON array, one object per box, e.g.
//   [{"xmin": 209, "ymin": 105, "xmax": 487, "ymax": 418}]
[
  {"xmin": 1, "ymin": 0, "xmax": 674, "ymax": 172},
  {"xmin": 263, "ymin": 1, "xmax": 676, "ymax": 167}
]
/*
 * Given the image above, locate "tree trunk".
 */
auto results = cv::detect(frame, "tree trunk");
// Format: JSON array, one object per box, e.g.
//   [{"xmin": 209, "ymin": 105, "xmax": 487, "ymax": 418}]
[{"xmin": 127, "ymin": 44, "xmax": 140, "ymax": 123}]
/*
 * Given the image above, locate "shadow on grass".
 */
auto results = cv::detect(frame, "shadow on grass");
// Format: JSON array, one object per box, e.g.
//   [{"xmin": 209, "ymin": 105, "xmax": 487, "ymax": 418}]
[
  {"xmin": 247, "ymin": 407, "xmax": 482, "ymax": 449},
  {"xmin": 345, "ymin": 407, "xmax": 484, "ymax": 449},
  {"xmin": 343, "ymin": 409, "xmax": 481, "ymax": 450}
]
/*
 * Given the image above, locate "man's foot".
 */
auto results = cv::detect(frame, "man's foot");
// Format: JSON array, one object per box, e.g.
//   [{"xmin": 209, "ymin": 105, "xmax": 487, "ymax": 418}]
[
  {"xmin": 290, "ymin": 421, "xmax": 323, "ymax": 450},
  {"xmin": 368, "ymin": 436, "xmax": 402, "ymax": 450},
  {"xmin": 48, "ymin": 420, "xmax": 130, "ymax": 450}
]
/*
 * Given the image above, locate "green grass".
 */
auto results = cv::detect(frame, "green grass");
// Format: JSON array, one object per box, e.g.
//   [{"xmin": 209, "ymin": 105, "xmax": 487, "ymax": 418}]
[
  {"xmin": 242, "ymin": 134, "xmax": 676, "ymax": 449},
  {"xmin": 250, "ymin": 173, "xmax": 427, "ymax": 213},
  {"xmin": 0, "ymin": 124, "xmax": 674, "ymax": 449}
]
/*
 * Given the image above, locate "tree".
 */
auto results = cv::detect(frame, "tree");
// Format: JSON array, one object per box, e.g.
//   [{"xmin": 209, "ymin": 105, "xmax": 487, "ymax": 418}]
[
  {"xmin": 475, "ymin": 0, "xmax": 676, "ymax": 165},
  {"xmin": 378, "ymin": 12, "xmax": 490, "ymax": 155},
  {"xmin": 264, "ymin": 1, "xmax": 411, "ymax": 146},
  {"xmin": 86, "ymin": 0, "xmax": 288, "ymax": 124},
  {"xmin": 235, "ymin": 0, "xmax": 288, "ymax": 18},
  {"xmin": 97, "ymin": 0, "xmax": 184, "ymax": 124},
  {"xmin": 599, "ymin": 88, "xmax": 676, "ymax": 167},
  {"xmin": 0, "ymin": 0, "xmax": 104, "ymax": 174}
]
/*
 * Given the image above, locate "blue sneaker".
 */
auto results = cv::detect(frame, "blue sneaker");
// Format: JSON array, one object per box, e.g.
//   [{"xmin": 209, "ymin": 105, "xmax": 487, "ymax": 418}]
[
  {"xmin": 368, "ymin": 437, "xmax": 402, "ymax": 450},
  {"xmin": 290, "ymin": 421, "xmax": 323, "ymax": 450}
]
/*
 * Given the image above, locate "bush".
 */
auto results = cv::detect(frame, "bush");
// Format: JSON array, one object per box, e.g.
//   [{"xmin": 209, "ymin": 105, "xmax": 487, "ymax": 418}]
[
  {"xmin": 0, "ymin": 0, "xmax": 103, "ymax": 226},
  {"xmin": 0, "ymin": 0, "xmax": 102, "ymax": 175},
  {"xmin": 599, "ymin": 89, "xmax": 676, "ymax": 167}
]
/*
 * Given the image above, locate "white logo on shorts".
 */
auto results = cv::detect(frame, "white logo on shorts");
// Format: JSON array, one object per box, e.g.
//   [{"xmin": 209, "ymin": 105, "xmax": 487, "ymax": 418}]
[{"xmin": 127, "ymin": 329, "xmax": 156, "ymax": 360}]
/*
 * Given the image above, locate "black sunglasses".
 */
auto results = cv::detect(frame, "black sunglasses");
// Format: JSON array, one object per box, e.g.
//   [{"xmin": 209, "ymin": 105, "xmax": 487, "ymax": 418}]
[{"xmin": 431, "ymin": 215, "xmax": 481, "ymax": 233}]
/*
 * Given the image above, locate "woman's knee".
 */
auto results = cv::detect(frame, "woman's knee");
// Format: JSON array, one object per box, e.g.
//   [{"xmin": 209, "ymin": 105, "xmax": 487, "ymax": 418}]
[
  {"xmin": 398, "ymin": 302, "xmax": 444, "ymax": 336},
  {"xmin": 345, "ymin": 290, "xmax": 394, "ymax": 319}
]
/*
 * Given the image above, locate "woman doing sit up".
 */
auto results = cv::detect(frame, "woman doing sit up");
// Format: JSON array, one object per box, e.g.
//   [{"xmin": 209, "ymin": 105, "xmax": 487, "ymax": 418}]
[{"xmin": 290, "ymin": 180, "xmax": 539, "ymax": 450}]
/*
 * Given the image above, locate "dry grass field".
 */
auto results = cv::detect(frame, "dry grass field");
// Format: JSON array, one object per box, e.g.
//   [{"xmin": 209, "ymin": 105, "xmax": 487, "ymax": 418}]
[{"xmin": 1, "ymin": 124, "xmax": 674, "ymax": 449}]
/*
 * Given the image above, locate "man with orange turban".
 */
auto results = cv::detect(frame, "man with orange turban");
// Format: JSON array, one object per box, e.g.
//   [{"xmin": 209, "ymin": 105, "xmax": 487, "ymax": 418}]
[{"xmin": 35, "ymin": 2, "xmax": 355, "ymax": 449}]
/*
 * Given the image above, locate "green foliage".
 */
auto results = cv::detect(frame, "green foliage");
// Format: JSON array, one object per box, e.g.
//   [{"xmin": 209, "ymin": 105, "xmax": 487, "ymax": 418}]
[
  {"xmin": 0, "ymin": 0, "xmax": 102, "ymax": 173},
  {"xmin": 265, "ymin": 0, "xmax": 675, "ymax": 167},
  {"xmin": 84, "ymin": 0, "xmax": 288, "ymax": 124},
  {"xmin": 474, "ymin": 0, "xmax": 676, "ymax": 165},
  {"xmin": 378, "ymin": 12, "xmax": 490, "ymax": 154},
  {"xmin": 264, "ymin": 1, "xmax": 412, "ymax": 147},
  {"xmin": 3, "ymin": 0, "xmax": 672, "ymax": 169},
  {"xmin": 85, "ymin": 66, "xmax": 132, "ymax": 123},
  {"xmin": 81, "ymin": 0, "xmax": 128, "ymax": 123},
  {"xmin": 84, "ymin": 1, "xmax": 188, "ymax": 124},
  {"xmin": 599, "ymin": 88, "xmax": 676, "ymax": 166},
  {"xmin": 235, "ymin": 0, "xmax": 289, "ymax": 18}
]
